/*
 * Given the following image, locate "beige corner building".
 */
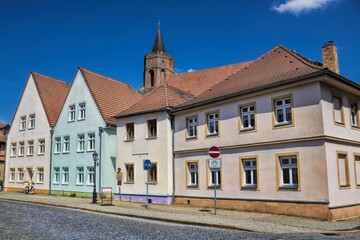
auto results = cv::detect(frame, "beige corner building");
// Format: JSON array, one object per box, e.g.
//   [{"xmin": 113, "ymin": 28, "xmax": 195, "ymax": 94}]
[{"xmin": 173, "ymin": 42, "xmax": 360, "ymax": 220}]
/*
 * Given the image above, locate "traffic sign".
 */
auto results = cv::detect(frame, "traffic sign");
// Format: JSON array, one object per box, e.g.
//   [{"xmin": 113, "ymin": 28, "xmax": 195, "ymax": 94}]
[
  {"xmin": 208, "ymin": 159, "xmax": 221, "ymax": 170},
  {"xmin": 143, "ymin": 159, "xmax": 152, "ymax": 170},
  {"xmin": 208, "ymin": 146, "xmax": 221, "ymax": 159}
]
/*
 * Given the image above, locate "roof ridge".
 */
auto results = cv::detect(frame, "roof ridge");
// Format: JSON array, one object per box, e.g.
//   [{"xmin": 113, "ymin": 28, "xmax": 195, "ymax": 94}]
[
  {"xmin": 79, "ymin": 67, "xmax": 130, "ymax": 88},
  {"xmin": 278, "ymin": 45, "xmax": 323, "ymax": 70},
  {"xmin": 31, "ymin": 72, "xmax": 70, "ymax": 86}
]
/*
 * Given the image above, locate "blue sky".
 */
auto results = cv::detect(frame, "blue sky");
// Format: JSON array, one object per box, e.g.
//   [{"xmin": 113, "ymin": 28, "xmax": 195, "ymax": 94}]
[{"xmin": 0, "ymin": 0, "xmax": 359, "ymax": 124}]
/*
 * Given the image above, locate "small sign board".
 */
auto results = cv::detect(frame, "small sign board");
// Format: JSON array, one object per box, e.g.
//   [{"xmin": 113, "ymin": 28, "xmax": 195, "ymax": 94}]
[
  {"xmin": 116, "ymin": 172, "xmax": 123, "ymax": 180},
  {"xmin": 208, "ymin": 159, "xmax": 221, "ymax": 171},
  {"xmin": 208, "ymin": 146, "xmax": 221, "ymax": 159},
  {"xmin": 143, "ymin": 159, "xmax": 152, "ymax": 171},
  {"xmin": 100, "ymin": 187, "xmax": 113, "ymax": 206}
]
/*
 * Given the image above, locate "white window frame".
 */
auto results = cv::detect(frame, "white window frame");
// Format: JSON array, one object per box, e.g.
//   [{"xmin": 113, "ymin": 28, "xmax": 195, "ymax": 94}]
[
  {"xmin": 207, "ymin": 112, "xmax": 219, "ymax": 136},
  {"xmin": 20, "ymin": 116, "xmax": 26, "ymax": 131},
  {"xmin": 29, "ymin": 114, "xmax": 35, "ymax": 129},
  {"xmin": 9, "ymin": 168, "xmax": 15, "ymax": 182},
  {"xmin": 279, "ymin": 156, "xmax": 298, "ymax": 188},
  {"xmin": 274, "ymin": 98, "xmax": 292, "ymax": 126},
  {"xmin": 37, "ymin": 168, "xmax": 44, "ymax": 183},
  {"xmin": 62, "ymin": 167, "xmax": 69, "ymax": 184},
  {"xmin": 18, "ymin": 142, "xmax": 25, "ymax": 156},
  {"xmin": 77, "ymin": 167, "xmax": 84, "ymax": 185},
  {"xmin": 240, "ymin": 105, "xmax": 255, "ymax": 131},
  {"xmin": 38, "ymin": 139, "xmax": 45, "ymax": 155},
  {"xmin": 68, "ymin": 105, "xmax": 76, "ymax": 122},
  {"xmin": 27, "ymin": 140, "xmax": 34, "ymax": 156},
  {"xmin": 87, "ymin": 167, "xmax": 94, "ymax": 185},
  {"xmin": 350, "ymin": 102, "xmax": 359, "ymax": 127},
  {"xmin": 63, "ymin": 136, "xmax": 70, "ymax": 153},
  {"xmin": 77, "ymin": 134, "xmax": 85, "ymax": 152},
  {"xmin": 53, "ymin": 167, "xmax": 60, "ymax": 184},
  {"xmin": 87, "ymin": 133, "xmax": 95, "ymax": 151},
  {"xmin": 242, "ymin": 159, "xmax": 257, "ymax": 188},
  {"xmin": 54, "ymin": 137, "xmax": 61, "ymax": 154},
  {"xmin": 17, "ymin": 168, "xmax": 24, "ymax": 183},
  {"xmin": 78, "ymin": 102, "xmax": 86, "ymax": 120},
  {"xmin": 10, "ymin": 143, "xmax": 17, "ymax": 157},
  {"xmin": 188, "ymin": 162, "xmax": 198, "ymax": 187},
  {"xmin": 125, "ymin": 164, "xmax": 134, "ymax": 183},
  {"xmin": 187, "ymin": 117, "xmax": 197, "ymax": 139}
]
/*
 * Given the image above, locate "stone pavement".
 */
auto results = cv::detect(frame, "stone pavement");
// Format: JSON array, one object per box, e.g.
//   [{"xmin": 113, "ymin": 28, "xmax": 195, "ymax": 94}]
[{"xmin": 0, "ymin": 192, "xmax": 359, "ymax": 235}]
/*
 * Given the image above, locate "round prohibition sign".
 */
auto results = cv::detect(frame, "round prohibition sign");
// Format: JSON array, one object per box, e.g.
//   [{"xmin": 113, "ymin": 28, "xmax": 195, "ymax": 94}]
[{"xmin": 208, "ymin": 146, "xmax": 221, "ymax": 159}]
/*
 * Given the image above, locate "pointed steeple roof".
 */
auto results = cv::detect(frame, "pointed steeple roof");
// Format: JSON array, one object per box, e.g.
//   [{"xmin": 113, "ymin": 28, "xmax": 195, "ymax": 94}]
[{"xmin": 152, "ymin": 21, "xmax": 166, "ymax": 53}]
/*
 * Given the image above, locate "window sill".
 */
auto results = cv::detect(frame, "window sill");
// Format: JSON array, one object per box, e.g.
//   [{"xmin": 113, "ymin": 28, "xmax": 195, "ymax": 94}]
[
  {"xmin": 54, "ymin": 152, "xmax": 61, "ymax": 155},
  {"xmin": 76, "ymin": 184, "xmax": 84, "ymax": 186},
  {"xmin": 351, "ymin": 125, "xmax": 360, "ymax": 131},
  {"xmin": 186, "ymin": 136, "xmax": 197, "ymax": 141},
  {"xmin": 86, "ymin": 184, "xmax": 94, "ymax": 186},
  {"xmin": 62, "ymin": 183, "xmax": 69, "ymax": 185},
  {"xmin": 206, "ymin": 133, "xmax": 219, "ymax": 138},
  {"xmin": 8, "ymin": 181, "xmax": 15, "ymax": 183},
  {"xmin": 68, "ymin": 120, "xmax": 75, "ymax": 123},
  {"xmin": 207, "ymin": 185, "xmax": 221, "ymax": 189},
  {"xmin": 78, "ymin": 118, "xmax": 86, "ymax": 121},
  {"xmin": 124, "ymin": 182, "xmax": 134, "ymax": 184},
  {"xmin": 240, "ymin": 127, "xmax": 256, "ymax": 133},
  {"xmin": 146, "ymin": 137, "xmax": 158, "ymax": 140},
  {"xmin": 19, "ymin": 129, "xmax": 25, "ymax": 132},
  {"xmin": 334, "ymin": 122, "xmax": 345, "ymax": 127},
  {"xmin": 241, "ymin": 186, "xmax": 258, "ymax": 191},
  {"xmin": 186, "ymin": 185, "xmax": 199, "ymax": 189},
  {"xmin": 36, "ymin": 182, "xmax": 44, "ymax": 184},
  {"xmin": 18, "ymin": 155, "xmax": 24, "ymax": 157},
  {"xmin": 146, "ymin": 182, "xmax": 157, "ymax": 185},
  {"xmin": 53, "ymin": 183, "xmax": 60, "ymax": 185},
  {"xmin": 26, "ymin": 155, "xmax": 33, "ymax": 157},
  {"xmin": 38, "ymin": 153, "xmax": 45, "ymax": 156},
  {"xmin": 77, "ymin": 151, "xmax": 85, "ymax": 153},
  {"xmin": 87, "ymin": 149, "xmax": 95, "ymax": 152},
  {"xmin": 124, "ymin": 139, "xmax": 134, "ymax": 142},
  {"xmin": 339, "ymin": 185, "xmax": 351, "ymax": 189},
  {"xmin": 63, "ymin": 152, "xmax": 70, "ymax": 154},
  {"xmin": 28, "ymin": 128, "xmax": 35, "ymax": 130},
  {"xmin": 278, "ymin": 185, "xmax": 299, "ymax": 191}
]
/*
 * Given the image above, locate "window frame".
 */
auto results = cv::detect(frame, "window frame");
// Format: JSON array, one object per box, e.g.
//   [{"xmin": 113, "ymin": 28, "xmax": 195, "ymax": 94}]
[
  {"xmin": 87, "ymin": 132, "xmax": 95, "ymax": 152},
  {"xmin": 126, "ymin": 122, "xmax": 135, "ymax": 141},
  {"xmin": 337, "ymin": 151, "xmax": 350, "ymax": 189},
  {"xmin": 53, "ymin": 167, "xmax": 60, "ymax": 184},
  {"xmin": 38, "ymin": 139, "xmax": 45, "ymax": 155},
  {"xmin": 68, "ymin": 104, "xmax": 76, "ymax": 122},
  {"xmin": 239, "ymin": 156, "xmax": 259, "ymax": 190},
  {"xmin": 349, "ymin": 101, "xmax": 360, "ymax": 129},
  {"xmin": 77, "ymin": 134, "xmax": 85, "ymax": 152},
  {"xmin": 239, "ymin": 103, "xmax": 256, "ymax": 133},
  {"xmin": 125, "ymin": 164, "xmax": 134, "ymax": 183},
  {"xmin": 147, "ymin": 162, "xmax": 157, "ymax": 183},
  {"xmin": 27, "ymin": 140, "xmax": 34, "ymax": 156},
  {"xmin": 87, "ymin": 167, "xmax": 95, "ymax": 185},
  {"xmin": 76, "ymin": 167, "xmax": 84, "ymax": 185},
  {"xmin": 37, "ymin": 168, "xmax": 44, "ymax": 183},
  {"xmin": 18, "ymin": 142, "xmax": 25, "ymax": 157},
  {"xmin": 78, "ymin": 102, "xmax": 86, "ymax": 120},
  {"xmin": 206, "ymin": 158, "xmax": 222, "ymax": 189},
  {"xmin": 28, "ymin": 114, "xmax": 35, "ymax": 129},
  {"xmin": 186, "ymin": 160, "xmax": 199, "ymax": 189},
  {"xmin": 147, "ymin": 119, "xmax": 157, "ymax": 139},
  {"xmin": 276, "ymin": 153, "xmax": 301, "ymax": 191},
  {"xmin": 10, "ymin": 143, "xmax": 17, "ymax": 157},
  {"xmin": 17, "ymin": 168, "xmax": 24, "ymax": 183},
  {"xmin": 272, "ymin": 95, "xmax": 294, "ymax": 128},
  {"xmin": 186, "ymin": 116, "xmax": 198, "ymax": 140},
  {"xmin": 332, "ymin": 94, "xmax": 345, "ymax": 126},
  {"xmin": 205, "ymin": 111, "xmax": 220, "ymax": 137},
  {"xmin": 354, "ymin": 153, "xmax": 360, "ymax": 188},
  {"xmin": 54, "ymin": 137, "xmax": 61, "ymax": 154},
  {"xmin": 63, "ymin": 136, "xmax": 70, "ymax": 153},
  {"xmin": 20, "ymin": 116, "xmax": 26, "ymax": 131},
  {"xmin": 9, "ymin": 168, "xmax": 15, "ymax": 182},
  {"xmin": 62, "ymin": 167, "xmax": 69, "ymax": 184}
]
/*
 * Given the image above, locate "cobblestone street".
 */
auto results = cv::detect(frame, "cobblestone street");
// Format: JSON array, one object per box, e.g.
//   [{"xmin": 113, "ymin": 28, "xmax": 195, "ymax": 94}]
[{"xmin": 0, "ymin": 200, "xmax": 359, "ymax": 240}]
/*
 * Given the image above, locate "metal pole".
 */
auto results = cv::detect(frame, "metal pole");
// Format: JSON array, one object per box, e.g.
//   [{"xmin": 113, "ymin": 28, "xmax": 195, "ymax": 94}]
[
  {"xmin": 92, "ymin": 161, "xmax": 97, "ymax": 203},
  {"xmin": 213, "ymin": 159, "xmax": 217, "ymax": 215},
  {"xmin": 146, "ymin": 169, "xmax": 149, "ymax": 209},
  {"xmin": 119, "ymin": 186, "xmax": 121, "ymax": 201}
]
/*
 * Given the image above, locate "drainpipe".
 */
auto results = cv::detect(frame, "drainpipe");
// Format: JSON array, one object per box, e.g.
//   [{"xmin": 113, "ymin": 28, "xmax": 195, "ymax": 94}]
[
  {"xmin": 98, "ymin": 126, "xmax": 104, "ymax": 194},
  {"xmin": 49, "ymin": 127, "xmax": 54, "ymax": 195},
  {"xmin": 166, "ymin": 108, "xmax": 175, "ymax": 205}
]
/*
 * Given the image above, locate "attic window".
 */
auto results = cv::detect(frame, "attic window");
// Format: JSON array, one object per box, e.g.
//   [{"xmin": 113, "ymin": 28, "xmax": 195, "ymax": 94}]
[{"xmin": 180, "ymin": 92, "xmax": 189, "ymax": 100}]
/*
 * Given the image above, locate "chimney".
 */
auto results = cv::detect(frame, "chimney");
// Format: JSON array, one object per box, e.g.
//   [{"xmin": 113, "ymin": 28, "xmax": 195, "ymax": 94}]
[{"xmin": 322, "ymin": 41, "xmax": 339, "ymax": 74}]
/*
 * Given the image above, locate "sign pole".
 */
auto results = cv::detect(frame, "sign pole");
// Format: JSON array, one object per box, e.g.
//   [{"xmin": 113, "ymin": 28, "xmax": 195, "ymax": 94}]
[
  {"xmin": 146, "ymin": 169, "xmax": 149, "ymax": 209},
  {"xmin": 213, "ymin": 159, "xmax": 217, "ymax": 215},
  {"xmin": 208, "ymin": 146, "xmax": 221, "ymax": 216}
]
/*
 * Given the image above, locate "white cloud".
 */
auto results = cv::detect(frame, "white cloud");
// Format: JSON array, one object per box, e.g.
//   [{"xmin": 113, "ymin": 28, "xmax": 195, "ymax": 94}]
[
  {"xmin": 187, "ymin": 68, "xmax": 196, "ymax": 73},
  {"xmin": 273, "ymin": 0, "xmax": 336, "ymax": 15}
]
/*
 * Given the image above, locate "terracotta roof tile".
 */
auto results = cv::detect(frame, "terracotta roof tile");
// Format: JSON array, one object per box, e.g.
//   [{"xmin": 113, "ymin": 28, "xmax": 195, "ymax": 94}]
[
  {"xmin": 0, "ymin": 130, "xmax": 6, "ymax": 142},
  {"xmin": 115, "ymin": 83, "xmax": 191, "ymax": 117},
  {"xmin": 32, "ymin": 73, "xmax": 71, "ymax": 127},
  {"xmin": 176, "ymin": 45, "xmax": 324, "ymax": 109},
  {"xmin": 168, "ymin": 61, "xmax": 252, "ymax": 96},
  {"xmin": 79, "ymin": 68, "xmax": 142, "ymax": 125},
  {"xmin": 0, "ymin": 122, "xmax": 9, "ymax": 129}
]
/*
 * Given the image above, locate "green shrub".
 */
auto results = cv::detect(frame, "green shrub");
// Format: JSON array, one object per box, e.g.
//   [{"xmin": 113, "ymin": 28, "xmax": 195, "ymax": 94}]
[{"xmin": 69, "ymin": 192, "xmax": 77, "ymax": 197}]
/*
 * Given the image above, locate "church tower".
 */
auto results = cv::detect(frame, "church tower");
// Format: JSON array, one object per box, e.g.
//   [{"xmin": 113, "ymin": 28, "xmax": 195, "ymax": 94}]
[{"xmin": 143, "ymin": 22, "xmax": 175, "ymax": 91}]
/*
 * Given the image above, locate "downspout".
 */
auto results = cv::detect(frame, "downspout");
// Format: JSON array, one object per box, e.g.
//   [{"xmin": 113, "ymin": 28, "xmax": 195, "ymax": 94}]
[
  {"xmin": 167, "ymin": 108, "xmax": 175, "ymax": 205},
  {"xmin": 98, "ymin": 126, "xmax": 104, "ymax": 194},
  {"xmin": 49, "ymin": 128, "xmax": 54, "ymax": 195}
]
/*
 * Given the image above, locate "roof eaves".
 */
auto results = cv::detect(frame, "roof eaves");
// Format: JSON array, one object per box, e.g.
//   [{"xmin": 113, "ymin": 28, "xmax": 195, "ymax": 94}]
[{"xmin": 114, "ymin": 107, "xmax": 169, "ymax": 119}]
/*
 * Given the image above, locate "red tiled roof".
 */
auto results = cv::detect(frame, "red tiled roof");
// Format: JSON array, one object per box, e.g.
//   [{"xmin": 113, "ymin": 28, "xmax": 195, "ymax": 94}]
[
  {"xmin": 167, "ymin": 62, "xmax": 252, "ymax": 96},
  {"xmin": 0, "ymin": 130, "xmax": 6, "ymax": 142},
  {"xmin": 115, "ymin": 83, "xmax": 191, "ymax": 117},
  {"xmin": 0, "ymin": 121, "xmax": 9, "ymax": 129},
  {"xmin": 32, "ymin": 73, "xmax": 71, "ymax": 127},
  {"xmin": 79, "ymin": 68, "xmax": 142, "ymax": 125},
  {"xmin": 176, "ymin": 45, "xmax": 324, "ymax": 109}
]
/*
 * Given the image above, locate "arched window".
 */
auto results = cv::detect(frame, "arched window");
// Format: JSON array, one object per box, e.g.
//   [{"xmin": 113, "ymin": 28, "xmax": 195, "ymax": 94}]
[
  {"xmin": 160, "ymin": 69, "xmax": 165, "ymax": 83},
  {"xmin": 149, "ymin": 70, "xmax": 155, "ymax": 87}
]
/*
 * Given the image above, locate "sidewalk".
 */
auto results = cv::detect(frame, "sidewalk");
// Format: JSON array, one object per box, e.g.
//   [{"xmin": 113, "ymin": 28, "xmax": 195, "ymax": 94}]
[{"xmin": 0, "ymin": 192, "xmax": 359, "ymax": 235}]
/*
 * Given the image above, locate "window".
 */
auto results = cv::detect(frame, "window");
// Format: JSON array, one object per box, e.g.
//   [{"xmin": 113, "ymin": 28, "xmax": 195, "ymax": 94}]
[
  {"xmin": 77, "ymin": 167, "xmax": 84, "ymax": 185},
  {"xmin": 20, "ymin": 116, "xmax": 26, "ymax": 130},
  {"xmin": 240, "ymin": 158, "xmax": 258, "ymax": 189},
  {"xmin": 126, "ymin": 123, "xmax": 135, "ymax": 141},
  {"xmin": 148, "ymin": 119, "xmax": 157, "ymax": 138},
  {"xmin": 87, "ymin": 167, "xmax": 94, "ymax": 185},
  {"xmin": 148, "ymin": 163, "xmax": 157, "ymax": 182},
  {"xmin": 337, "ymin": 152, "xmax": 350, "ymax": 188},
  {"xmin": 38, "ymin": 139, "xmax": 45, "ymax": 155},
  {"xmin": 186, "ymin": 117, "xmax": 197, "ymax": 139},
  {"xmin": 54, "ymin": 137, "xmax": 61, "ymax": 153},
  {"xmin": 17, "ymin": 168, "xmax": 24, "ymax": 182},
  {"xmin": 187, "ymin": 162, "xmax": 198, "ymax": 187},
  {"xmin": 87, "ymin": 133, "xmax": 95, "ymax": 151},
  {"xmin": 29, "ymin": 114, "xmax": 35, "ymax": 129},
  {"xmin": 63, "ymin": 136, "xmax": 70, "ymax": 153},
  {"xmin": 126, "ymin": 164, "xmax": 134, "ymax": 182},
  {"xmin": 27, "ymin": 140, "xmax": 34, "ymax": 156},
  {"xmin": 10, "ymin": 143, "xmax": 16, "ymax": 157},
  {"xmin": 332, "ymin": 95, "xmax": 344, "ymax": 124},
  {"xmin": 18, "ymin": 142, "xmax": 25, "ymax": 156},
  {"xmin": 206, "ymin": 112, "xmax": 219, "ymax": 136},
  {"xmin": 78, "ymin": 103, "xmax": 86, "ymax": 120},
  {"xmin": 62, "ymin": 167, "xmax": 69, "ymax": 184},
  {"xmin": 53, "ymin": 167, "xmax": 60, "ymax": 184},
  {"xmin": 350, "ymin": 102, "xmax": 359, "ymax": 127},
  {"xmin": 149, "ymin": 70, "xmax": 155, "ymax": 87},
  {"xmin": 9, "ymin": 168, "xmax": 15, "ymax": 182},
  {"xmin": 37, "ymin": 168, "xmax": 44, "ymax": 183},
  {"xmin": 77, "ymin": 134, "xmax": 85, "ymax": 152},
  {"xmin": 274, "ymin": 97, "xmax": 292, "ymax": 126},
  {"xmin": 278, "ymin": 155, "xmax": 299, "ymax": 189},
  {"xmin": 68, "ymin": 105, "xmax": 75, "ymax": 122},
  {"xmin": 355, "ymin": 154, "xmax": 360, "ymax": 187},
  {"xmin": 240, "ymin": 105, "xmax": 255, "ymax": 131},
  {"xmin": 208, "ymin": 159, "xmax": 221, "ymax": 188}
]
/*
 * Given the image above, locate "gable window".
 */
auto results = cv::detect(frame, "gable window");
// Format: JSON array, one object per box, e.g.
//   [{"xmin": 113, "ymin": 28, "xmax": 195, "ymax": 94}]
[
  {"xmin": 278, "ymin": 155, "xmax": 299, "ymax": 189},
  {"xmin": 332, "ymin": 95, "xmax": 344, "ymax": 124},
  {"xmin": 27, "ymin": 140, "xmax": 34, "ymax": 156},
  {"xmin": 126, "ymin": 123, "xmax": 135, "ymax": 141},
  {"xmin": 87, "ymin": 167, "xmax": 94, "ymax": 185},
  {"xmin": 20, "ymin": 116, "xmax": 26, "ymax": 131},
  {"xmin": 186, "ymin": 117, "xmax": 197, "ymax": 139},
  {"xmin": 125, "ymin": 164, "xmax": 134, "ymax": 183},
  {"xmin": 77, "ymin": 134, "xmax": 85, "ymax": 152},
  {"xmin": 17, "ymin": 168, "xmax": 24, "ymax": 182},
  {"xmin": 63, "ymin": 136, "xmax": 70, "ymax": 153},
  {"xmin": 240, "ymin": 157, "xmax": 258, "ymax": 189},
  {"xmin": 54, "ymin": 137, "xmax": 61, "ymax": 153},
  {"xmin": 62, "ymin": 167, "xmax": 69, "ymax": 184},
  {"xmin": 18, "ymin": 142, "xmax": 25, "ymax": 156},
  {"xmin": 337, "ymin": 152, "xmax": 350, "ymax": 188},
  {"xmin": 53, "ymin": 167, "xmax": 60, "ymax": 184},
  {"xmin": 274, "ymin": 97, "xmax": 292, "ymax": 126},
  {"xmin": 350, "ymin": 102, "xmax": 359, "ymax": 128},
  {"xmin": 28, "ymin": 114, "xmax": 35, "ymax": 129},
  {"xmin": 69, "ymin": 105, "xmax": 76, "ymax": 122},
  {"xmin": 354, "ymin": 154, "xmax": 360, "ymax": 187},
  {"xmin": 240, "ymin": 105, "xmax": 256, "ymax": 131},
  {"xmin": 78, "ymin": 103, "xmax": 86, "ymax": 120},
  {"xmin": 87, "ymin": 133, "xmax": 95, "ymax": 151},
  {"xmin": 38, "ymin": 139, "xmax": 45, "ymax": 155},
  {"xmin": 148, "ymin": 163, "xmax": 157, "ymax": 183},
  {"xmin": 10, "ymin": 143, "xmax": 16, "ymax": 157},
  {"xmin": 37, "ymin": 168, "xmax": 44, "ymax": 183},
  {"xmin": 187, "ymin": 162, "xmax": 199, "ymax": 188},
  {"xmin": 147, "ymin": 119, "xmax": 157, "ymax": 138},
  {"xmin": 77, "ymin": 167, "xmax": 84, "ymax": 185},
  {"xmin": 206, "ymin": 112, "xmax": 219, "ymax": 136},
  {"xmin": 9, "ymin": 168, "xmax": 15, "ymax": 182}
]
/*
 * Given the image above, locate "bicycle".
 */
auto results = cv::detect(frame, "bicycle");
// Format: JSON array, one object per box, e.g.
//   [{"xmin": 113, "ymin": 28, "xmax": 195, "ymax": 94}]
[{"xmin": 24, "ymin": 181, "xmax": 35, "ymax": 194}]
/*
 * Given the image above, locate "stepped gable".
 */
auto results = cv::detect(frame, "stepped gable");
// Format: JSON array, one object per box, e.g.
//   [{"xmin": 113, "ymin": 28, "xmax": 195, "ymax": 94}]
[
  {"xmin": 32, "ymin": 72, "xmax": 71, "ymax": 127},
  {"xmin": 167, "ymin": 61, "xmax": 252, "ymax": 97},
  {"xmin": 177, "ymin": 45, "xmax": 325, "ymax": 108},
  {"xmin": 79, "ymin": 68, "xmax": 142, "ymax": 125},
  {"xmin": 115, "ymin": 83, "xmax": 192, "ymax": 118}
]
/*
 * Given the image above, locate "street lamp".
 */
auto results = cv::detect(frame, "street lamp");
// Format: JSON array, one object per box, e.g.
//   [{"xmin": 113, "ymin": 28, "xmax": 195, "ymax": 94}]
[{"xmin": 92, "ymin": 151, "xmax": 99, "ymax": 204}]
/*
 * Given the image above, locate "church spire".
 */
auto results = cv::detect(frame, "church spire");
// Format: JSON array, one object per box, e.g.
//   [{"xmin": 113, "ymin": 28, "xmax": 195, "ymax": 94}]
[{"xmin": 152, "ymin": 20, "xmax": 166, "ymax": 53}]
